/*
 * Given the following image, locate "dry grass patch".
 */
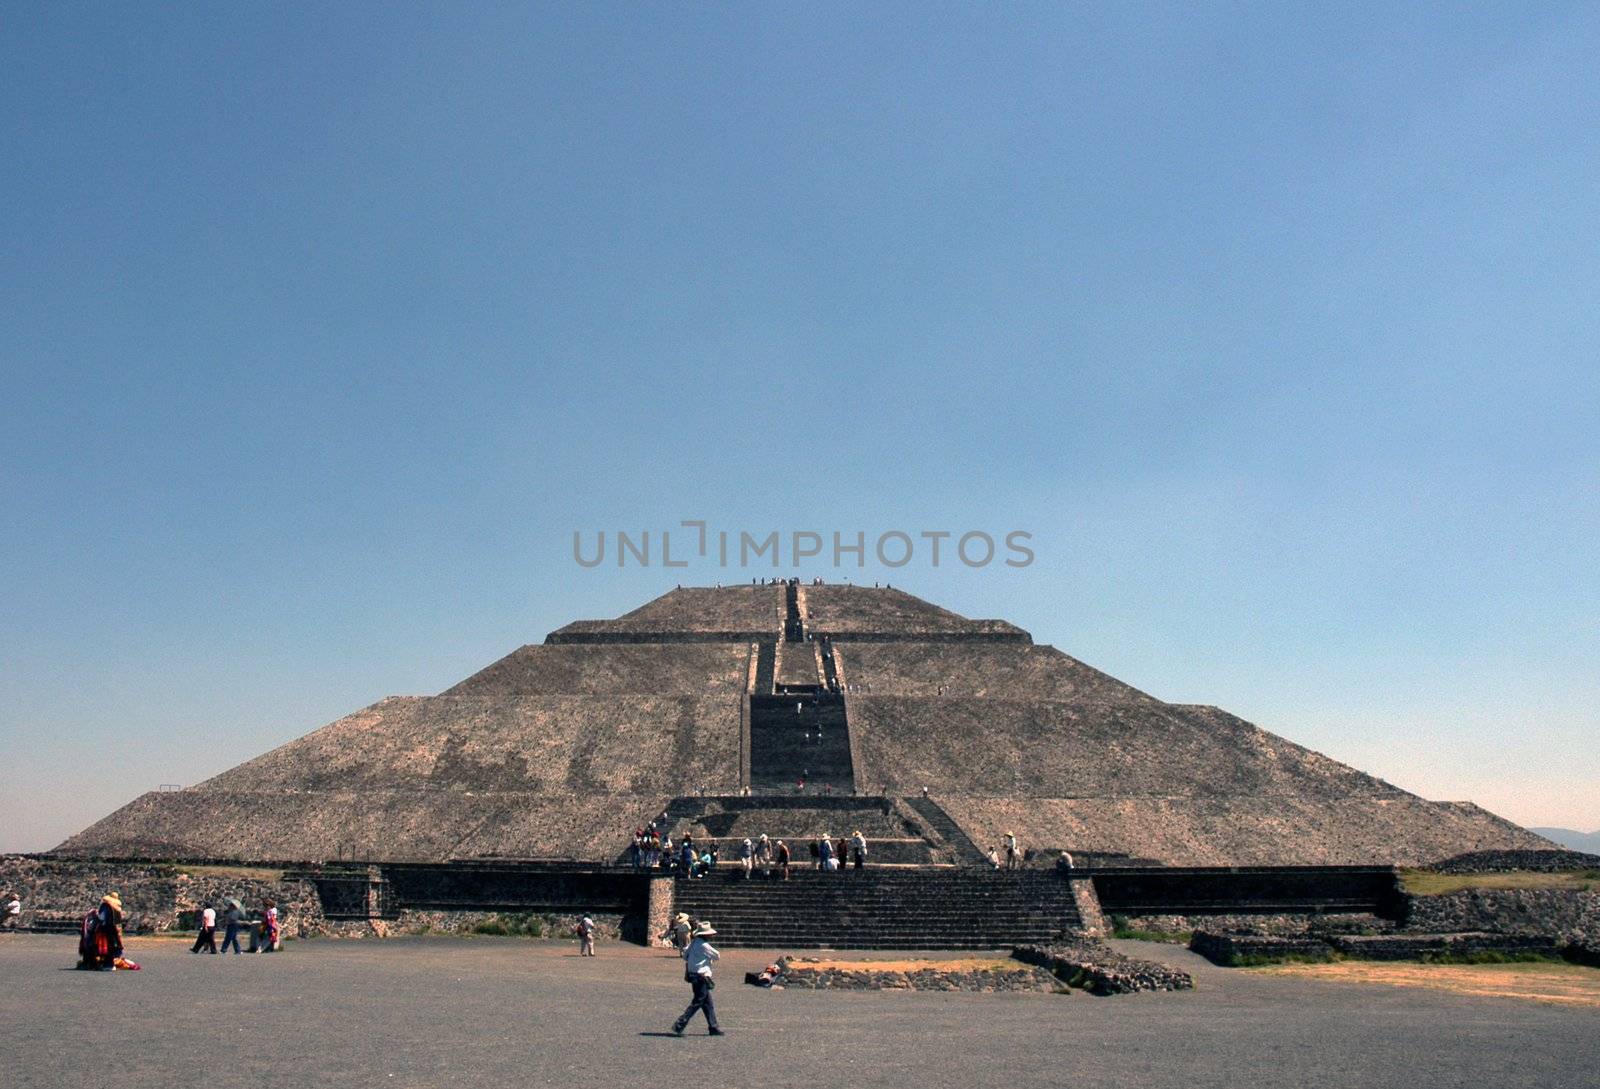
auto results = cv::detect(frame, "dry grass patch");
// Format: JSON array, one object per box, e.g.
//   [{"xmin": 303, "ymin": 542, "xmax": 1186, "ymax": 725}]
[
  {"xmin": 1256, "ymin": 960, "xmax": 1600, "ymax": 1007},
  {"xmin": 177, "ymin": 864, "xmax": 286, "ymax": 882},
  {"xmin": 1399, "ymin": 869, "xmax": 1599, "ymax": 896}
]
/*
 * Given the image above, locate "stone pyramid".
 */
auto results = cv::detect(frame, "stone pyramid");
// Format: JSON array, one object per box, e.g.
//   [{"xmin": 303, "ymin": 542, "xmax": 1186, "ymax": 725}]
[{"xmin": 55, "ymin": 583, "xmax": 1549, "ymax": 866}]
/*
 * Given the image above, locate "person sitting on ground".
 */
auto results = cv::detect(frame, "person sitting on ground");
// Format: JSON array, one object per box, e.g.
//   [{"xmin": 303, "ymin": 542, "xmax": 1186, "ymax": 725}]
[{"xmin": 77, "ymin": 892, "xmax": 124, "ymax": 971}]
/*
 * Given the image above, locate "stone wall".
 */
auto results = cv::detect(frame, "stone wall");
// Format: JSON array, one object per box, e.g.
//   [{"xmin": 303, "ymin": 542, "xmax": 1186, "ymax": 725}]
[
  {"xmin": 0, "ymin": 856, "xmax": 322, "ymax": 938},
  {"xmin": 1403, "ymin": 887, "xmax": 1600, "ymax": 945}
]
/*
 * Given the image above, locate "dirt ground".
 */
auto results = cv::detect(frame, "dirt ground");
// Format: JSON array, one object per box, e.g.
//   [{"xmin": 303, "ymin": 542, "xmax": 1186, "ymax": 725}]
[{"xmin": 3, "ymin": 933, "xmax": 1598, "ymax": 1089}]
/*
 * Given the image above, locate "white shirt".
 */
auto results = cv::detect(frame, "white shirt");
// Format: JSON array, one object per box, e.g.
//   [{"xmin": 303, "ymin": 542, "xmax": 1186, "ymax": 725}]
[
  {"xmin": 682, "ymin": 937, "xmax": 721, "ymax": 977},
  {"xmin": 4, "ymin": 898, "xmax": 19, "ymax": 916},
  {"xmin": 201, "ymin": 907, "xmax": 216, "ymax": 927}
]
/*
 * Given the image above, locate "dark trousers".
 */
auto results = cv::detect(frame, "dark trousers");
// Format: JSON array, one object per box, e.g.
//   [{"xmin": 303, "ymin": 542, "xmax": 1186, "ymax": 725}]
[
  {"xmin": 221, "ymin": 924, "xmax": 241, "ymax": 953},
  {"xmin": 192, "ymin": 926, "xmax": 217, "ymax": 953},
  {"xmin": 674, "ymin": 973, "xmax": 718, "ymax": 1032}
]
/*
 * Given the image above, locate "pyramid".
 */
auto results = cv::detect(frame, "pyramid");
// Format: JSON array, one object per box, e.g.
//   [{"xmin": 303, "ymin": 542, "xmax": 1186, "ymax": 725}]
[{"xmin": 54, "ymin": 583, "xmax": 1550, "ymax": 866}]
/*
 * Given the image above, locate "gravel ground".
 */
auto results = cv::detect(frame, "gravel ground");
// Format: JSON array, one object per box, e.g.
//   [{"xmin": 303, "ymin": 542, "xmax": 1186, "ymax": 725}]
[{"xmin": 2, "ymin": 933, "xmax": 1596, "ymax": 1089}]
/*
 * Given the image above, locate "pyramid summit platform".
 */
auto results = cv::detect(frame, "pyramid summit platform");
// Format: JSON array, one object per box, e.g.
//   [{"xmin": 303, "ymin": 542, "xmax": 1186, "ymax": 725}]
[{"xmin": 55, "ymin": 582, "xmax": 1547, "ymax": 868}]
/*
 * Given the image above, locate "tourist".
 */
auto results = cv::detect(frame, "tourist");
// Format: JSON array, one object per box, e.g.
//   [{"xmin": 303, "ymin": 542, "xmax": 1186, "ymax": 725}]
[
  {"xmin": 679, "ymin": 835, "xmax": 697, "ymax": 876},
  {"xmin": 251, "ymin": 899, "xmax": 279, "ymax": 952},
  {"xmin": 670, "ymin": 921, "xmax": 723, "ymax": 1037},
  {"xmin": 2, "ymin": 891, "xmax": 21, "ymax": 930},
  {"xmin": 851, "ymin": 830, "xmax": 867, "ymax": 870},
  {"xmin": 1056, "ymin": 850, "xmax": 1075, "ymax": 874},
  {"xmin": 739, "ymin": 838, "xmax": 753, "ymax": 878},
  {"xmin": 191, "ymin": 902, "xmax": 218, "ymax": 954},
  {"xmin": 1004, "ymin": 832, "xmax": 1019, "ymax": 871},
  {"xmin": 577, "ymin": 915, "xmax": 596, "ymax": 956},
  {"xmin": 775, "ymin": 839, "xmax": 791, "ymax": 880},
  {"xmin": 755, "ymin": 833, "xmax": 771, "ymax": 873},
  {"xmin": 220, "ymin": 898, "xmax": 245, "ymax": 954},
  {"xmin": 835, "ymin": 834, "xmax": 848, "ymax": 872},
  {"xmin": 77, "ymin": 892, "xmax": 124, "ymax": 971},
  {"xmin": 987, "ymin": 846, "xmax": 1001, "ymax": 870},
  {"xmin": 662, "ymin": 911, "xmax": 692, "ymax": 951}
]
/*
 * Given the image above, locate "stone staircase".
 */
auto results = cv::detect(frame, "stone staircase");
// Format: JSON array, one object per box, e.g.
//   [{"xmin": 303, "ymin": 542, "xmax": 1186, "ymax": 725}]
[
  {"xmin": 674, "ymin": 868, "xmax": 1083, "ymax": 949},
  {"xmin": 749, "ymin": 694, "xmax": 854, "ymax": 794},
  {"xmin": 905, "ymin": 795, "xmax": 988, "ymax": 866}
]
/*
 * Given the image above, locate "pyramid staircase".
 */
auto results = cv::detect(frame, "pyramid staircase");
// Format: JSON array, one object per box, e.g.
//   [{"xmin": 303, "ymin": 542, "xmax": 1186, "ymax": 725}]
[{"xmin": 674, "ymin": 868, "xmax": 1083, "ymax": 949}]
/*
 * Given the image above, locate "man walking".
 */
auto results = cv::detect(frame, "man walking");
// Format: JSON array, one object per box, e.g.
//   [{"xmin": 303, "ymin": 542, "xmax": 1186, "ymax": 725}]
[
  {"xmin": 577, "ymin": 914, "xmax": 595, "ymax": 956},
  {"xmin": 191, "ymin": 903, "xmax": 217, "ymax": 953},
  {"xmin": 671, "ymin": 921, "xmax": 724, "ymax": 1037},
  {"xmin": 220, "ymin": 899, "xmax": 245, "ymax": 954}
]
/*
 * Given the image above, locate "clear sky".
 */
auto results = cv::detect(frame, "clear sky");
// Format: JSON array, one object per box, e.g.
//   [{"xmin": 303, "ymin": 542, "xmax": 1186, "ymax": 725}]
[{"xmin": 3, "ymin": 4, "xmax": 1596, "ymax": 852}]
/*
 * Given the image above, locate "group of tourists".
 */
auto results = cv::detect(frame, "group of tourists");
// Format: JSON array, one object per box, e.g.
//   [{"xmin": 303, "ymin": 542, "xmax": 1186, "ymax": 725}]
[
  {"xmin": 190, "ymin": 897, "xmax": 280, "ymax": 954},
  {"xmin": 987, "ymin": 831, "xmax": 1023, "ymax": 870},
  {"xmin": 632, "ymin": 824, "xmax": 873, "ymax": 880},
  {"xmin": 628, "ymin": 824, "xmax": 722, "ymax": 878},
  {"xmin": 804, "ymin": 830, "xmax": 867, "ymax": 872}
]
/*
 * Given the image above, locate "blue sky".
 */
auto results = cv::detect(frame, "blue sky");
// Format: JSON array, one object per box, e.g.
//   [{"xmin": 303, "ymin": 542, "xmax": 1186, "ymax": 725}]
[{"xmin": 3, "ymin": 4, "xmax": 1596, "ymax": 851}]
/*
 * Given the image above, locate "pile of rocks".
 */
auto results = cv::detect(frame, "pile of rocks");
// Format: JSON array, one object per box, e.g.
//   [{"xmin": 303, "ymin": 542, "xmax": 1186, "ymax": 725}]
[
  {"xmin": 770, "ymin": 955, "xmax": 1058, "ymax": 992},
  {"xmin": 1012, "ymin": 940, "xmax": 1194, "ymax": 995}
]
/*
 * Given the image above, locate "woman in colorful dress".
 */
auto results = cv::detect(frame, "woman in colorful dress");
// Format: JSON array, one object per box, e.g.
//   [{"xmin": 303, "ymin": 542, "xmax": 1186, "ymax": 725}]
[{"xmin": 77, "ymin": 892, "xmax": 124, "ymax": 971}]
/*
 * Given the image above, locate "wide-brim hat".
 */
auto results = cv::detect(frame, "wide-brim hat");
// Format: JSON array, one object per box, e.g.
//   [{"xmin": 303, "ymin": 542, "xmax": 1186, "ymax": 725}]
[
  {"xmin": 102, "ymin": 893, "xmax": 122, "ymax": 912},
  {"xmin": 691, "ymin": 922, "xmax": 717, "ymax": 937},
  {"xmin": 674, "ymin": 912, "xmax": 689, "ymax": 922}
]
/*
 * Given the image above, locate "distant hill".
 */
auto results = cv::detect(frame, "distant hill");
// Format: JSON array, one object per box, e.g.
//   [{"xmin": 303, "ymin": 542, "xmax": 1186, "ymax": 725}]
[{"xmin": 1530, "ymin": 827, "xmax": 1600, "ymax": 853}]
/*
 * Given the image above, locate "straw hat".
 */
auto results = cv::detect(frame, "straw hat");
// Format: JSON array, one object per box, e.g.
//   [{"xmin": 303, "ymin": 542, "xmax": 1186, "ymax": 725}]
[
  {"xmin": 674, "ymin": 912, "xmax": 689, "ymax": 923},
  {"xmin": 691, "ymin": 921, "xmax": 717, "ymax": 937},
  {"xmin": 102, "ymin": 892, "xmax": 122, "ymax": 912}
]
